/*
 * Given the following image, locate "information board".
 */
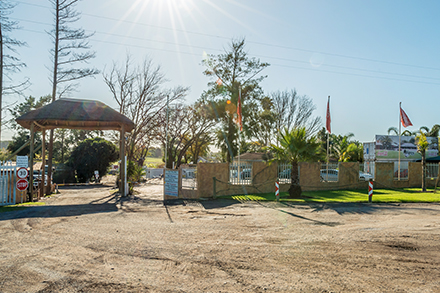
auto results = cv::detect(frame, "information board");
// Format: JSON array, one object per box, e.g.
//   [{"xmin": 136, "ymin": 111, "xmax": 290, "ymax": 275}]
[
  {"xmin": 16, "ymin": 156, "xmax": 28, "ymax": 168},
  {"xmin": 164, "ymin": 170, "xmax": 179, "ymax": 197}
]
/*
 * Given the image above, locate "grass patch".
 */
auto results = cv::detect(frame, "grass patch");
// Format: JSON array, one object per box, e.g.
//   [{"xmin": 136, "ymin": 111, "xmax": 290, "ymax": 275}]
[
  {"xmin": 221, "ymin": 188, "xmax": 440, "ymax": 203},
  {"xmin": 0, "ymin": 202, "xmax": 45, "ymax": 213},
  {"xmin": 144, "ymin": 157, "xmax": 163, "ymax": 167}
]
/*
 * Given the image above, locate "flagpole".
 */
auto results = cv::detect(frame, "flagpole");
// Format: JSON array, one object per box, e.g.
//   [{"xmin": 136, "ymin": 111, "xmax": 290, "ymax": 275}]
[
  {"xmin": 326, "ymin": 96, "xmax": 330, "ymax": 181},
  {"xmin": 398, "ymin": 102, "xmax": 401, "ymax": 180},
  {"xmin": 237, "ymin": 86, "xmax": 241, "ymax": 184},
  {"xmin": 326, "ymin": 132, "xmax": 329, "ymax": 179}
]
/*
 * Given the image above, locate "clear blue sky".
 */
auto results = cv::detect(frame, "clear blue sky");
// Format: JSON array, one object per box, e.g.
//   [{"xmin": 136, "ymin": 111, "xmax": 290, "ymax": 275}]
[{"xmin": 5, "ymin": 0, "xmax": 440, "ymax": 142}]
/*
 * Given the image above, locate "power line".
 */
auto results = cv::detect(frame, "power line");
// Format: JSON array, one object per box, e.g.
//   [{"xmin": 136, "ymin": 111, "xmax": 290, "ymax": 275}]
[
  {"xmin": 17, "ymin": 25, "xmax": 440, "ymax": 86},
  {"xmin": 15, "ymin": 0, "xmax": 440, "ymax": 73},
  {"xmin": 271, "ymin": 63, "xmax": 440, "ymax": 86}
]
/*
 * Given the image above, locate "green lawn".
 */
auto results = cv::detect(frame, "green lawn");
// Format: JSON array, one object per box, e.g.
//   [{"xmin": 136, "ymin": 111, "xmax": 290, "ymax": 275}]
[
  {"xmin": 144, "ymin": 157, "xmax": 163, "ymax": 166},
  {"xmin": 221, "ymin": 188, "xmax": 440, "ymax": 203},
  {"xmin": 0, "ymin": 202, "xmax": 45, "ymax": 213}
]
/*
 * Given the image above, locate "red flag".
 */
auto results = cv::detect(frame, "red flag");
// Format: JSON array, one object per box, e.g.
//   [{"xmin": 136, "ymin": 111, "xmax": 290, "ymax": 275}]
[
  {"xmin": 326, "ymin": 96, "xmax": 331, "ymax": 133},
  {"xmin": 237, "ymin": 88, "xmax": 243, "ymax": 131},
  {"xmin": 400, "ymin": 106, "xmax": 413, "ymax": 128}
]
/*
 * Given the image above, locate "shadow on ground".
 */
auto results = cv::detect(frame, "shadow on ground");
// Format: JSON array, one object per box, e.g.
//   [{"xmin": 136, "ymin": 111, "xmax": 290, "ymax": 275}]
[
  {"xmin": 0, "ymin": 194, "xmax": 120, "ymax": 221},
  {"xmin": 280, "ymin": 201, "xmax": 440, "ymax": 216}
]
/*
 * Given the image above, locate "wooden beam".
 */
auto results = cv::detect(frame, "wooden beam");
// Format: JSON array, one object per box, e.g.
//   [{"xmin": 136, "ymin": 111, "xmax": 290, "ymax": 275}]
[
  {"xmin": 34, "ymin": 121, "xmax": 45, "ymax": 129},
  {"xmin": 120, "ymin": 125, "xmax": 126, "ymax": 196},
  {"xmin": 40, "ymin": 129, "xmax": 45, "ymax": 199},
  {"xmin": 29, "ymin": 123, "xmax": 35, "ymax": 202}
]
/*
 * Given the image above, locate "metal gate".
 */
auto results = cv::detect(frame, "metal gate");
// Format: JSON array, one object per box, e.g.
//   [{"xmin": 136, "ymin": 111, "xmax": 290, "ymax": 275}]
[
  {"xmin": 181, "ymin": 165, "xmax": 197, "ymax": 190},
  {"xmin": 0, "ymin": 162, "xmax": 17, "ymax": 206}
]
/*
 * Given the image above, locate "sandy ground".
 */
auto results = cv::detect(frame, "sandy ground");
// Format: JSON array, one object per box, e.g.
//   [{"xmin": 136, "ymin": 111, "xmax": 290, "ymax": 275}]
[{"xmin": 0, "ymin": 176, "xmax": 439, "ymax": 292}]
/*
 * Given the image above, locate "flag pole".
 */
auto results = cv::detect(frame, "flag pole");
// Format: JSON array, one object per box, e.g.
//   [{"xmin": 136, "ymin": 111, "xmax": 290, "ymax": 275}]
[
  {"xmin": 326, "ymin": 132, "xmax": 329, "ymax": 180},
  {"xmin": 326, "ymin": 96, "xmax": 330, "ymax": 181},
  {"xmin": 398, "ymin": 102, "xmax": 401, "ymax": 180},
  {"xmin": 237, "ymin": 86, "xmax": 242, "ymax": 184}
]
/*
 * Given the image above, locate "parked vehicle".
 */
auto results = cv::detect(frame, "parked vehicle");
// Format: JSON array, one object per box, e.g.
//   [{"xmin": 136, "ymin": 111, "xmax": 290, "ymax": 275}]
[
  {"xmin": 359, "ymin": 171, "xmax": 373, "ymax": 181},
  {"xmin": 320, "ymin": 169, "xmax": 339, "ymax": 181},
  {"xmin": 32, "ymin": 170, "xmax": 48, "ymax": 187}
]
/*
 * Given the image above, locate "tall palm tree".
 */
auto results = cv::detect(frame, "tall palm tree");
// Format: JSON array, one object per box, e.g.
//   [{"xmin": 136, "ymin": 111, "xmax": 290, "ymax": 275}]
[
  {"xmin": 420, "ymin": 124, "xmax": 440, "ymax": 137},
  {"xmin": 387, "ymin": 127, "xmax": 398, "ymax": 135},
  {"xmin": 330, "ymin": 133, "xmax": 354, "ymax": 161},
  {"xmin": 269, "ymin": 127, "xmax": 323, "ymax": 198},
  {"xmin": 416, "ymin": 132, "xmax": 429, "ymax": 192},
  {"xmin": 387, "ymin": 126, "xmax": 413, "ymax": 136},
  {"xmin": 341, "ymin": 142, "xmax": 363, "ymax": 162}
]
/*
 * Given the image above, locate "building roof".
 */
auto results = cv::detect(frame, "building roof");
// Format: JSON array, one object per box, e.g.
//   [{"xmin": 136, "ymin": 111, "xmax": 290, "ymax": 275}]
[
  {"xmin": 16, "ymin": 98, "xmax": 135, "ymax": 132},
  {"xmin": 235, "ymin": 152, "xmax": 265, "ymax": 161}
]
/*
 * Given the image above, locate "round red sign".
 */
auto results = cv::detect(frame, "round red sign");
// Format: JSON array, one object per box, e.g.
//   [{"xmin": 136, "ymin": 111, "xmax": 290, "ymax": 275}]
[
  {"xmin": 17, "ymin": 167, "xmax": 28, "ymax": 179},
  {"xmin": 16, "ymin": 179, "xmax": 29, "ymax": 191}
]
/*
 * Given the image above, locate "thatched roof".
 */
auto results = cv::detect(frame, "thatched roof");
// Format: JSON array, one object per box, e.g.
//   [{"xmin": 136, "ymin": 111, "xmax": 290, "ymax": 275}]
[{"xmin": 16, "ymin": 98, "xmax": 135, "ymax": 132}]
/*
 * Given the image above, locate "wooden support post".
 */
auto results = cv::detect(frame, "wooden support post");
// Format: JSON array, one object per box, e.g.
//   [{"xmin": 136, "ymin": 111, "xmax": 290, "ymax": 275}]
[
  {"xmin": 120, "ymin": 125, "xmax": 126, "ymax": 196},
  {"xmin": 29, "ymin": 123, "xmax": 35, "ymax": 202},
  {"xmin": 40, "ymin": 129, "xmax": 45, "ymax": 200}
]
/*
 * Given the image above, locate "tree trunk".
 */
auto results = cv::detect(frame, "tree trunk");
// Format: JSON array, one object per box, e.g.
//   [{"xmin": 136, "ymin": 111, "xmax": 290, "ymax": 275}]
[
  {"xmin": 0, "ymin": 23, "xmax": 3, "ymax": 148},
  {"xmin": 47, "ymin": 0, "xmax": 60, "ymax": 196},
  {"xmin": 288, "ymin": 160, "xmax": 301, "ymax": 198},
  {"xmin": 226, "ymin": 116, "xmax": 234, "ymax": 163}
]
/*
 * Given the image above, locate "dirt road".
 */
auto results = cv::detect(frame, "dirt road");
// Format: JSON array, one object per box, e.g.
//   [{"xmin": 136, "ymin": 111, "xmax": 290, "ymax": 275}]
[{"xmin": 0, "ymin": 179, "xmax": 439, "ymax": 292}]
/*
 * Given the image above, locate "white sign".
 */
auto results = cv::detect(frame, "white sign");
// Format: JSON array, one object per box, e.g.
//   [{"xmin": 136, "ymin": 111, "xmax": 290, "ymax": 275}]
[
  {"xmin": 164, "ymin": 170, "xmax": 179, "ymax": 197},
  {"xmin": 17, "ymin": 167, "xmax": 29, "ymax": 179},
  {"xmin": 16, "ymin": 156, "xmax": 28, "ymax": 168}
]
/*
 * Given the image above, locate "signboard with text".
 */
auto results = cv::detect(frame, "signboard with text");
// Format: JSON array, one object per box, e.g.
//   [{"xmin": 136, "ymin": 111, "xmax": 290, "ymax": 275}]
[
  {"xmin": 164, "ymin": 170, "xmax": 179, "ymax": 197},
  {"xmin": 16, "ymin": 156, "xmax": 28, "ymax": 168},
  {"xmin": 16, "ymin": 179, "xmax": 29, "ymax": 191}
]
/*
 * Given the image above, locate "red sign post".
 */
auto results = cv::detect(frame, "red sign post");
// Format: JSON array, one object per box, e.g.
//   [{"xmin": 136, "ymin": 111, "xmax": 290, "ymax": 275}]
[
  {"xmin": 275, "ymin": 181, "xmax": 280, "ymax": 202},
  {"xmin": 16, "ymin": 179, "xmax": 29, "ymax": 191}
]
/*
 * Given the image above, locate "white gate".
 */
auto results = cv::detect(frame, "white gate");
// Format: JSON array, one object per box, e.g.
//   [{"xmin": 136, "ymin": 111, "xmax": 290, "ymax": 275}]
[{"xmin": 0, "ymin": 162, "xmax": 17, "ymax": 206}]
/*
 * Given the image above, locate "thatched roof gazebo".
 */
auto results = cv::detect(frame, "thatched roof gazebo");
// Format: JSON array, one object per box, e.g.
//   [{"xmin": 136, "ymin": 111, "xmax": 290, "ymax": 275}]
[{"xmin": 16, "ymin": 98, "xmax": 135, "ymax": 199}]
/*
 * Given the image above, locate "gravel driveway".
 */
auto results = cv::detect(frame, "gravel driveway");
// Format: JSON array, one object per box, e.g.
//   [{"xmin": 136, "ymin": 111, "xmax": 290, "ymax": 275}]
[{"xmin": 0, "ymin": 179, "xmax": 439, "ymax": 292}]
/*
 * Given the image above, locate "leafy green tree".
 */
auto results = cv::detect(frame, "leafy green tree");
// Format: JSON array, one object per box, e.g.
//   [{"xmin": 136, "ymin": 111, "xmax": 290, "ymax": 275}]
[
  {"xmin": 416, "ymin": 132, "xmax": 429, "ymax": 192},
  {"xmin": 202, "ymin": 38, "xmax": 269, "ymax": 162},
  {"xmin": 340, "ymin": 142, "xmax": 363, "ymax": 162},
  {"xmin": 127, "ymin": 160, "xmax": 146, "ymax": 183},
  {"xmin": 269, "ymin": 127, "xmax": 323, "ymax": 198},
  {"xmin": 156, "ymin": 102, "xmax": 215, "ymax": 168},
  {"xmin": 329, "ymin": 133, "xmax": 355, "ymax": 161},
  {"xmin": 246, "ymin": 96, "xmax": 277, "ymax": 150},
  {"xmin": 7, "ymin": 95, "xmax": 51, "ymax": 157},
  {"xmin": 68, "ymin": 137, "xmax": 118, "ymax": 183}
]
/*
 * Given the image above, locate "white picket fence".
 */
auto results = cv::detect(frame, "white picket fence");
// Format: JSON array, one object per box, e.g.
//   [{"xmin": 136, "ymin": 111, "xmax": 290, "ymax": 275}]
[{"xmin": 0, "ymin": 162, "xmax": 18, "ymax": 206}]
